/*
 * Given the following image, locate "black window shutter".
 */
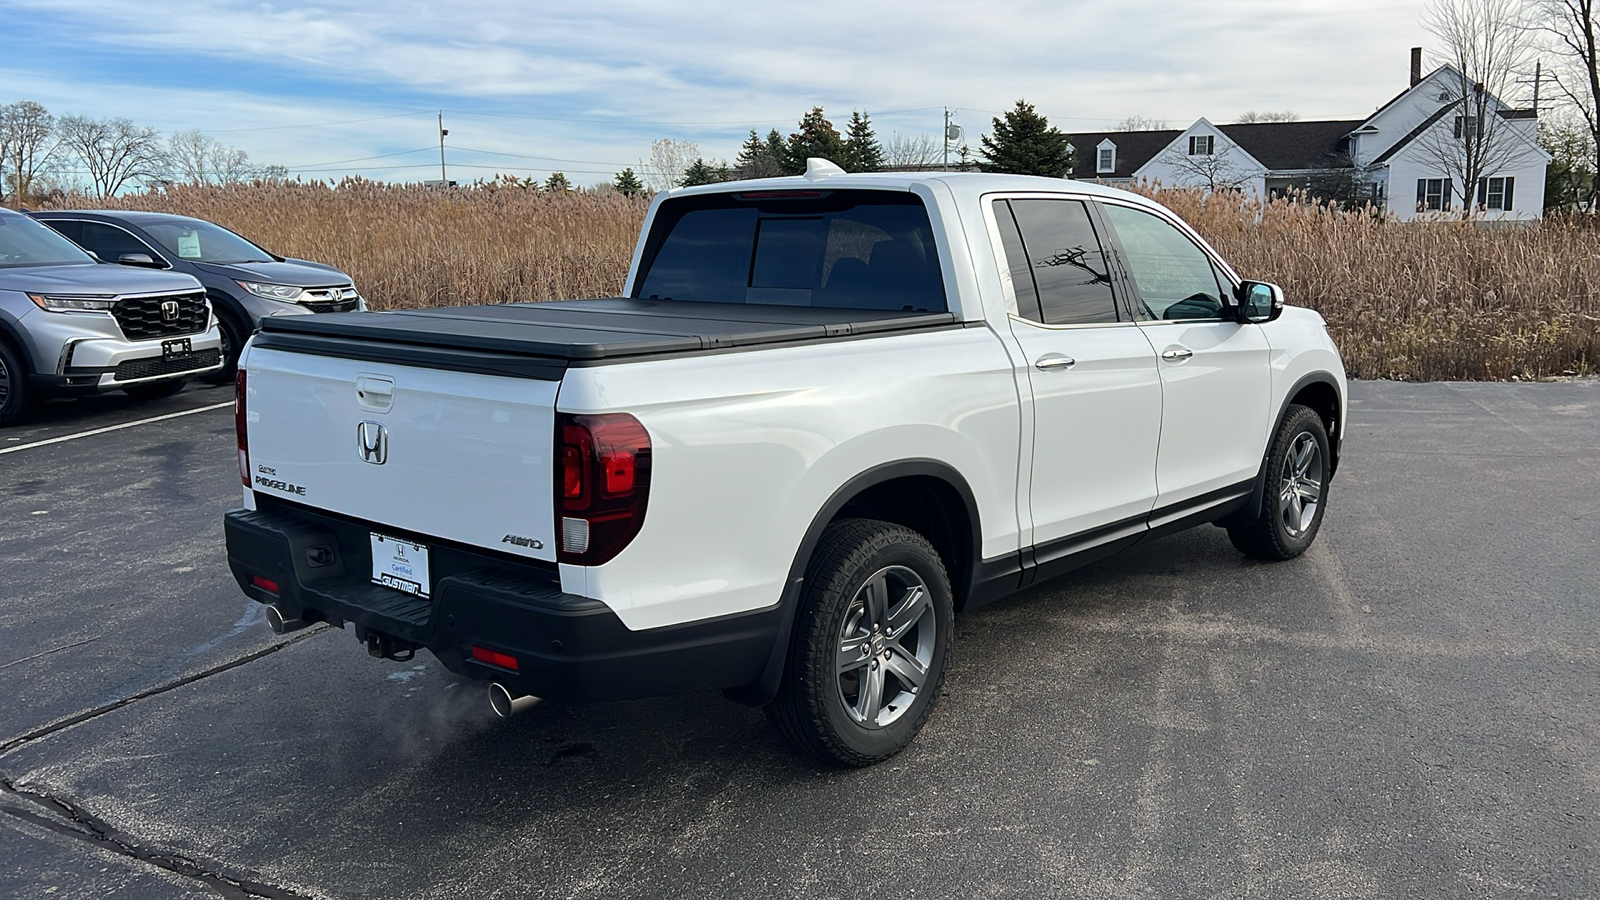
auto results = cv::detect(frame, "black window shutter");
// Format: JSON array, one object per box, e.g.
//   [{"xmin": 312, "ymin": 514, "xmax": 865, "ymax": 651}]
[
  {"xmin": 1477, "ymin": 178, "xmax": 1487, "ymax": 206},
  {"xmin": 1443, "ymin": 179, "xmax": 1453, "ymax": 210},
  {"xmin": 1417, "ymin": 179, "xmax": 1427, "ymax": 207},
  {"xmin": 1503, "ymin": 177, "xmax": 1514, "ymax": 210}
]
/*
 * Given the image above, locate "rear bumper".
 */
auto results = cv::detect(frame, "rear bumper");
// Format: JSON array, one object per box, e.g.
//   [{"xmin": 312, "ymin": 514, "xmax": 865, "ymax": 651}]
[{"xmin": 223, "ymin": 499, "xmax": 778, "ymax": 702}]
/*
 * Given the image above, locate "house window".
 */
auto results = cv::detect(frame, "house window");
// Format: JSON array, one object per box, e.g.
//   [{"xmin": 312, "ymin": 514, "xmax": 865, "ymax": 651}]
[
  {"xmin": 1453, "ymin": 116, "xmax": 1481, "ymax": 139},
  {"xmin": 1097, "ymin": 145, "xmax": 1116, "ymax": 174},
  {"xmin": 1188, "ymin": 135, "xmax": 1214, "ymax": 156},
  {"xmin": 1477, "ymin": 176, "xmax": 1515, "ymax": 210},
  {"xmin": 1416, "ymin": 178, "xmax": 1453, "ymax": 211}
]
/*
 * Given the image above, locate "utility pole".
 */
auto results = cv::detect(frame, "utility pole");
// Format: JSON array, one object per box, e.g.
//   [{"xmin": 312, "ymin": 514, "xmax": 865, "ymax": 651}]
[
  {"xmin": 438, "ymin": 111, "xmax": 449, "ymax": 184},
  {"xmin": 943, "ymin": 108, "xmax": 950, "ymax": 171}
]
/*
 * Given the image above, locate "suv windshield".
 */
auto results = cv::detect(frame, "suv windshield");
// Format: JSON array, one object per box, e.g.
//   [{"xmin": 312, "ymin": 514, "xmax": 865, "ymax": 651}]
[
  {"xmin": 140, "ymin": 218, "xmax": 273, "ymax": 264},
  {"xmin": 635, "ymin": 190, "xmax": 947, "ymax": 312},
  {"xmin": 0, "ymin": 212, "xmax": 96, "ymax": 268}
]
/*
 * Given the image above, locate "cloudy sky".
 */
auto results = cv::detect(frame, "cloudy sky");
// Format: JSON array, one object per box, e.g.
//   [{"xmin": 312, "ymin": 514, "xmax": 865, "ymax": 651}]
[{"xmin": 0, "ymin": 0, "xmax": 1452, "ymax": 185}]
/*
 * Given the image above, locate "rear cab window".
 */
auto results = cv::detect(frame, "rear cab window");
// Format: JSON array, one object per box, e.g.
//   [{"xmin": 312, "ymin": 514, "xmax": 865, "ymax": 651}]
[{"xmin": 634, "ymin": 190, "xmax": 947, "ymax": 313}]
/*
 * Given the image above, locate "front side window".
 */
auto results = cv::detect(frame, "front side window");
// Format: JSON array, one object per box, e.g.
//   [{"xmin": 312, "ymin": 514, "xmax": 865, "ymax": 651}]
[
  {"xmin": 0, "ymin": 212, "xmax": 96, "ymax": 268},
  {"xmin": 997, "ymin": 198, "xmax": 1119, "ymax": 326},
  {"xmin": 635, "ymin": 190, "xmax": 946, "ymax": 312},
  {"xmin": 1099, "ymin": 203, "xmax": 1227, "ymax": 321},
  {"xmin": 141, "ymin": 218, "xmax": 273, "ymax": 264},
  {"xmin": 78, "ymin": 222, "xmax": 163, "ymax": 263},
  {"xmin": 1188, "ymin": 135, "xmax": 1214, "ymax": 156}
]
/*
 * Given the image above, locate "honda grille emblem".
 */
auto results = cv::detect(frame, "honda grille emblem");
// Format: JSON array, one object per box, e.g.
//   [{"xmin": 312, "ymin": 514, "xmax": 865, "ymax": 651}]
[
  {"xmin": 357, "ymin": 421, "xmax": 388, "ymax": 465},
  {"xmin": 160, "ymin": 300, "xmax": 180, "ymax": 321}
]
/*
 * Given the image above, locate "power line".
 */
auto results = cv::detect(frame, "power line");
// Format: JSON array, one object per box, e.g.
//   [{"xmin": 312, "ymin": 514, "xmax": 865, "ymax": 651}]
[
  {"xmin": 209, "ymin": 111, "xmax": 432, "ymax": 133},
  {"xmin": 284, "ymin": 146, "xmax": 436, "ymax": 169}
]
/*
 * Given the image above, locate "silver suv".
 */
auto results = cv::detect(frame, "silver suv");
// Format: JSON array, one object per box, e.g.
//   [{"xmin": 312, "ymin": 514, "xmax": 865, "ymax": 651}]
[{"xmin": 0, "ymin": 207, "xmax": 224, "ymax": 426}]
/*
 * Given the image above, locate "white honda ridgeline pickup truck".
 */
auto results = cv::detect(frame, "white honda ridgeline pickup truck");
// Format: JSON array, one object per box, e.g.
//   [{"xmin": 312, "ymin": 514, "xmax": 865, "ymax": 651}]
[{"xmin": 225, "ymin": 164, "xmax": 1345, "ymax": 766}]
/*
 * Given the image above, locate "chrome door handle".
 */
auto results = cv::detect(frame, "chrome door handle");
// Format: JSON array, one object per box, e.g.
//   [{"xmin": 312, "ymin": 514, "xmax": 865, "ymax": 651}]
[
  {"xmin": 1035, "ymin": 355, "xmax": 1076, "ymax": 371},
  {"xmin": 1160, "ymin": 347, "xmax": 1194, "ymax": 361}
]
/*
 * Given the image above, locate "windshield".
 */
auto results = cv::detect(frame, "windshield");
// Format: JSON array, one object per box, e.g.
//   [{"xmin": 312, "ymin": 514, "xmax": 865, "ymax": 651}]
[
  {"xmin": 634, "ymin": 190, "xmax": 947, "ymax": 312},
  {"xmin": 0, "ymin": 212, "xmax": 96, "ymax": 268},
  {"xmin": 141, "ymin": 218, "xmax": 273, "ymax": 264}
]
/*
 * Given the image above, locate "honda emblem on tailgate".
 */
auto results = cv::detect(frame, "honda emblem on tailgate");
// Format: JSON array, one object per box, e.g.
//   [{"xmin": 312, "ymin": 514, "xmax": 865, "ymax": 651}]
[
  {"xmin": 357, "ymin": 421, "xmax": 388, "ymax": 465},
  {"xmin": 160, "ymin": 300, "xmax": 180, "ymax": 320}
]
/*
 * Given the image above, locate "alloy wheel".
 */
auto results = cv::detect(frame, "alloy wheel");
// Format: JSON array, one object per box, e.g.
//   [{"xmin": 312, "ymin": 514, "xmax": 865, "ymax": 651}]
[
  {"xmin": 1278, "ymin": 432, "xmax": 1324, "ymax": 537},
  {"xmin": 835, "ymin": 565, "xmax": 936, "ymax": 729}
]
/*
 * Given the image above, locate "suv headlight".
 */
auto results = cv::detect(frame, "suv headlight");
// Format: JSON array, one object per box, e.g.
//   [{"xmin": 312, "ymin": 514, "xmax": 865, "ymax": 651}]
[
  {"xmin": 237, "ymin": 281, "xmax": 305, "ymax": 302},
  {"xmin": 28, "ymin": 293, "xmax": 116, "ymax": 312}
]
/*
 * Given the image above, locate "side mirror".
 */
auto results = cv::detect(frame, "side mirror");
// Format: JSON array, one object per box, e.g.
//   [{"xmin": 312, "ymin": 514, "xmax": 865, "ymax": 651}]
[
  {"xmin": 1234, "ymin": 281, "xmax": 1284, "ymax": 323},
  {"xmin": 117, "ymin": 252, "xmax": 164, "ymax": 269}
]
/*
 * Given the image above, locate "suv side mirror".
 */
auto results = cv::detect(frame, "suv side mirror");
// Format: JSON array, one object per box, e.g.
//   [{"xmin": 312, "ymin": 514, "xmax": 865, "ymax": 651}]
[
  {"xmin": 1234, "ymin": 281, "xmax": 1284, "ymax": 323},
  {"xmin": 117, "ymin": 253, "xmax": 164, "ymax": 269}
]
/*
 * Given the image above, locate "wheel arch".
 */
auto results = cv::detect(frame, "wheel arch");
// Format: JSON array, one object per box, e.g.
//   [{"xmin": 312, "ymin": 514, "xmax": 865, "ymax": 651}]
[
  {"xmin": 724, "ymin": 459, "xmax": 980, "ymax": 707},
  {"xmin": 1223, "ymin": 371, "xmax": 1344, "ymax": 530}
]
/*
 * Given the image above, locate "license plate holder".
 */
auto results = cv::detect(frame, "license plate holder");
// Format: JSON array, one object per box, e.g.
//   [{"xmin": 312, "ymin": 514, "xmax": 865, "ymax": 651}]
[
  {"xmin": 162, "ymin": 338, "xmax": 193, "ymax": 360},
  {"xmin": 370, "ymin": 533, "xmax": 431, "ymax": 599}
]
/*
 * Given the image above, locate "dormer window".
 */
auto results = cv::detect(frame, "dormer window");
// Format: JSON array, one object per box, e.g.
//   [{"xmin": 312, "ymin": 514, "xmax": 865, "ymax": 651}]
[
  {"xmin": 1188, "ymin": 135, "xmax": 1214, "ymax": 156},
  {"xmin": 1096, "ymin": 140, "xmax": 1116, "ymax": 174}
]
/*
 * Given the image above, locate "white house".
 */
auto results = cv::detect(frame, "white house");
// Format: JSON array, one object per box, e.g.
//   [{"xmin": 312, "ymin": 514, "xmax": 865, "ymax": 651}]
[{"xmin": 1069, "ymin": 51, "xmax": 1550, "ymax": 220}]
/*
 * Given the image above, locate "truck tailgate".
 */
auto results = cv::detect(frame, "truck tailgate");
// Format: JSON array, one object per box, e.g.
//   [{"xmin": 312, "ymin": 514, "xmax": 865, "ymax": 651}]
[{"xmin": 242, "ymin": 345, "xmax": 558, "ymax": 563}]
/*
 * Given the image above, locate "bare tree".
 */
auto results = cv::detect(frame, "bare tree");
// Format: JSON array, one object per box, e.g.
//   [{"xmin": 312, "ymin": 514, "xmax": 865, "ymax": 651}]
[
  {"xmin": 1112, "ymin": 115, "xmax": 1170, "ymax": 131},
  {"xmin": 639, "ymin": 138, "xmax": 699, "ymax": 191},
  {"xmin": 56, "ymin": 116, "xmax": 163, "ymax": 197},
  {"xmin": 1415, "ymin": 0, "xmax": 1540, "ymax": 210},
  {"xmin": 883, "ymin": 131, "xmax": 943, "ymax": 170},
  {"xmin": 1236, "ymin": 110, "xmax": 1301, "ymax": 123},
  {"xmin": 1532, "ymin": 0, "xmax": 1600, "ymax": 206},
  {"xmin": 1157, "ymin": 144, "xmax": 1259, "ymax": 192},
  {"xmin": 164, "ymin": 129, "xmax": 280, "ymax": 184},
  {"xmin": 0, "ymin": 101, "xmax": 61, "ymax": 208}
]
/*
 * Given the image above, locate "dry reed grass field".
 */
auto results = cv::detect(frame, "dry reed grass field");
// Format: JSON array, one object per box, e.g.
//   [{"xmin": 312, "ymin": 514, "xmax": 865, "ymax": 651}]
[{"xmin": 52, "ymin": 178, "xmax": 1600, "ymax": 381}]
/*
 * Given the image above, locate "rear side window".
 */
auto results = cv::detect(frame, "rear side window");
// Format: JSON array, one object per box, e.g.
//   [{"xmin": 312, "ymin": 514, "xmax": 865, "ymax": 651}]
[
  {"xmin": 994, "ymin": 198, "xmax": 1119, "ymax": 326},
  {"xmin": 634, "ymin": 191, "xmax": 947, "ymax": 312}
]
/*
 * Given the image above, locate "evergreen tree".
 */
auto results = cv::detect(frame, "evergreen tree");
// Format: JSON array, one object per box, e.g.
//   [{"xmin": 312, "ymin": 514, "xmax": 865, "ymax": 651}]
[
  {"xmin": 613, "ymin": 167, "xmax": 644, "ymax": 196},
  {"xmin": 978, "ymin": 100, "xmax": 1074, "ymax": 177},
  {"xmin": 841, "ymin": 110, "xmax": 885, "ymax": 172},
  {"xmin": 764, "ymin": 128, "xmax": 787, "ymax": 168},
  {"xmin": 734, "ymin": 130, "xmax": 785, "ymax": 179},
  {"xmin": 679, "ymin": 158, "xmax": 725, "ymax": 187},
  {"xmin": 543, "ymin": 171, "xmax": 571, "ymax": 192},
  {"xmin": 784, "ymin": 107, "xmax": 847, "ymax": 175}
]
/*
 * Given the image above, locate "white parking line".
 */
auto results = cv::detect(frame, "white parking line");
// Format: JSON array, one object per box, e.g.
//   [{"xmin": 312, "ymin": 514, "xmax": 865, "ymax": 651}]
[{"xmin": 0, "ymin": 401, "xmax": 234, "ymax": 456}]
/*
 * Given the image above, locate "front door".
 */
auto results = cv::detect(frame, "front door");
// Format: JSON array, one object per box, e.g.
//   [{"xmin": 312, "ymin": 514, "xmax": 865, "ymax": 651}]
[
  {"xmin": 991, "ymin": 197, "xmax": 1163, "ymax": 561},
  {"xmin": 1096, "ymin": 201, "xmax": 1272, "ymax": 514}
]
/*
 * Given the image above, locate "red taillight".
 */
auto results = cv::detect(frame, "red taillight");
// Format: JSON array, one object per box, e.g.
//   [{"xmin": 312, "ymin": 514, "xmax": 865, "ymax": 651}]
[
  {"xmin": 235, "ymin": 370, "xmax": 250, "ymax": 487},
  {"xmin": 251, "ymin": 575, "xmax": 279, "ymax": 594},
  {"xmin": 555, "ymin": 412, "xmax": 651, "ymax": 566},
  {"xmin": 471, "ymin": 646, "xmax": 519, "ymax": 671}
]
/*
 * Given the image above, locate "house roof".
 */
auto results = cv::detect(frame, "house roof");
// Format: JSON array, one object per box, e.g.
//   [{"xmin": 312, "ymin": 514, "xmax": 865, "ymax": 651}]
[
  {"xmin": 1216, "ymin": 120, "xmax": 1364, "ymax": 170},
  {"xmin": 1067, "ymin": 119, "xmax": 1362, "ymax": 179},
  {"xmin": 1065, "ymin": 129, "xmax": 1181, "ymax": 179}
]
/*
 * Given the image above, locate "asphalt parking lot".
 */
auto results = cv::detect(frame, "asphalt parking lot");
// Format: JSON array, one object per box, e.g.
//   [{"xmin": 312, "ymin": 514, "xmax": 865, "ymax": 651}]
[{"xmin": 1, "ymin": 379, "xmax": 1596, "ymax": 899}]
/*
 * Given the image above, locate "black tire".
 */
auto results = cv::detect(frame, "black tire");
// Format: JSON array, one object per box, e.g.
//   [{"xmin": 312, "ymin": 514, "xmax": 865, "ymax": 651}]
[
  {"xmin": 1228, "ymin": 404, "xmax": 1331, "ymax": 560},
  {"xmin": 123, "ymin": 379, "xmax": 187, "ymax": 401},
  {"xmin": 0, "ymin": 337, "xmax": 36, "ymax": 428},
  {"xmin": 201, "ymin": 308, "xmax": 246, "ymax": 384},
  {"xmin": 767, "ymin": 518, "xmax": 953, "ymax": 767}
]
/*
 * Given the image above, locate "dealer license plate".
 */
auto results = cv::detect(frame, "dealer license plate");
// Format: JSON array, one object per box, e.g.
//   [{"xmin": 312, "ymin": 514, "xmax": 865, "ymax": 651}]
[
  {"xmin": 162, "ymin": 338, "xmax": 192, "ymax": 360},
  {"xmin": 370, "ymin": 533, "xmax": 431, "ymax": 599}
]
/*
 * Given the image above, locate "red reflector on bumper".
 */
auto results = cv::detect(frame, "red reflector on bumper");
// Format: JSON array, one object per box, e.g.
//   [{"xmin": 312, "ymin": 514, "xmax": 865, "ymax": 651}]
[
  {"xmin": 471, "ymin": 646, "xmax": 519, "ymax": 671},
  {"xmin": 251, "ymin": 575, "xmax": 279, "ymax": 594}
]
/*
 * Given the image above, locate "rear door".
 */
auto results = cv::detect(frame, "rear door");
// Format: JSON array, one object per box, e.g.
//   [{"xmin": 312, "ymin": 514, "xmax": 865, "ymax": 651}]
[
  {"xmin": 243, "ymin": 346, "xmax": 559, "ymax": 562},
  {"xmin": 1095, "ymin": 200, "xmax": 1271, "ymax": 513},
  {"xmin": 990, "ymin": 196, "xmax": 1162, "ymax": 560}
]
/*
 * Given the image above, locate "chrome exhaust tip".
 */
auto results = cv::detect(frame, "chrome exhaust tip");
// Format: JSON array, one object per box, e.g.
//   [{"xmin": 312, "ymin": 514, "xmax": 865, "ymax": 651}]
[
  {"xmin": 489, "ymin": 682, "xmax": 538, "ymax": 718},
  {"xmin": 265, "ymin": 605, "xmax": 309, "ymax": 635}
]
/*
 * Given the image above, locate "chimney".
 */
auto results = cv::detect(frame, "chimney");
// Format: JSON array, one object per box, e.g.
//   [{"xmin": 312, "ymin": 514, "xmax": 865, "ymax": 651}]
[{"xmin": 1410, "ymin": 47, "xmax": 1423, "ymax": 87}]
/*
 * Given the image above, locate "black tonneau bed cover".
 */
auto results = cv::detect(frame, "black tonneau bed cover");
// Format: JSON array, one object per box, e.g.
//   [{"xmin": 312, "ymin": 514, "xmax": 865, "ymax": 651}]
[{"xmin": 252, "ymin": 298, "xmax": 960, "ymax": 379}]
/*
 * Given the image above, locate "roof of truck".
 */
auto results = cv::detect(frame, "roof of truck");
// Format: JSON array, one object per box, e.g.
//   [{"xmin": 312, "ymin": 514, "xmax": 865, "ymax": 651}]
[{"xmin": 667, "ymin": 169, "xmax": 1165, "ymax": 210}]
